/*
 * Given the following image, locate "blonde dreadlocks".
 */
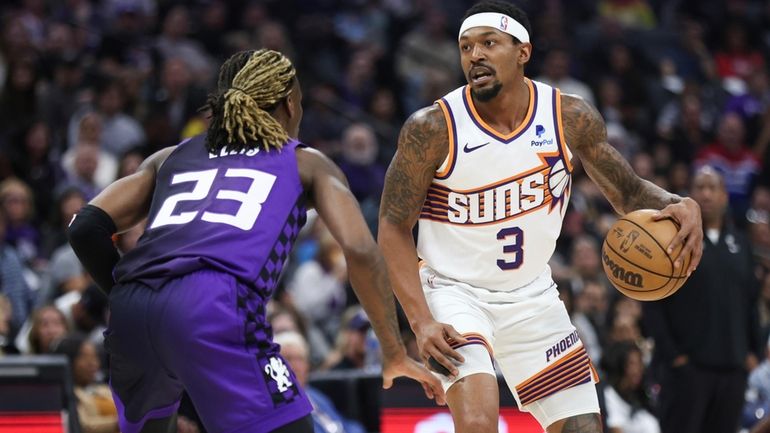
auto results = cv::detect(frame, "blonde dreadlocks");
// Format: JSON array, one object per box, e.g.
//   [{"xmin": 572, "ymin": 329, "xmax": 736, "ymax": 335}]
[{"xmin": 205, "ymin": 49, "xmax": 296, "ymax": 153}]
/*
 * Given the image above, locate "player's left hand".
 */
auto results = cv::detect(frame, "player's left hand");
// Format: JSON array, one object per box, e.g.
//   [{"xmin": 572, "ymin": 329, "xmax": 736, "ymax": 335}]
[
  {"xmin": 382, "ymin": 352, "xmax": 446, "ymax": 406},
  {"xmin": 652, "ymin": 197, "xmax": 703, "ymax": 276}
]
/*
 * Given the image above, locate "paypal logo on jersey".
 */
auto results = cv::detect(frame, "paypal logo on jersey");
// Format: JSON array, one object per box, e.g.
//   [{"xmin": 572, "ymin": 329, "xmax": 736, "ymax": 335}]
[{"xmin": 531, "ymin": 124, "xmax": 553, "ymax": 147}]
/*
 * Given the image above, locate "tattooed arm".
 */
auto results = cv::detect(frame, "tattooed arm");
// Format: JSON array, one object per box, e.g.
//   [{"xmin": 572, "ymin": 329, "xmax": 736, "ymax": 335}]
[
  {"xmin": 562, "ymin": 93, "xmax": 703, "ymax": 274},
  {"xmin": 297, "ymin": 147, "xmax": 444, "ymax": 402},
  {"xmin": 378, "ymin": 106, "xmax": 467, "ymax": 377}
]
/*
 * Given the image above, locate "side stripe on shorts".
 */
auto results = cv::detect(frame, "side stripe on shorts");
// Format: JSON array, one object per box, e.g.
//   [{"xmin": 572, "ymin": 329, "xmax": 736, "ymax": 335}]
[
  {"xmin": 515, "ymin": 345, "xmax": 593, "ymax": 406},
  {"xmin": 448, "ymin": 332, "xmax": 494, "ymax": 358}
]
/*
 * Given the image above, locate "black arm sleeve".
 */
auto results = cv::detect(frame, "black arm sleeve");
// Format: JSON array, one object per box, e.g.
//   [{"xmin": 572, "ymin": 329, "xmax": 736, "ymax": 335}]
[{"xmin": 67, "ymin": 205, "xmax": 120, "ymax": 294}]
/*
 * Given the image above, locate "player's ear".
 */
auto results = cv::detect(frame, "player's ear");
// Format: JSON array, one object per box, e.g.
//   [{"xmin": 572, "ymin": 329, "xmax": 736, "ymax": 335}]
[
  {"xmin": 283, "ymin": 93, "xmax": 297, "ymax": 119},
  {"xmin": 282, "ymin": 79, "xmax": 301, "ymax": 120},
  {"xmin": 518, "ymin": 42, "xmax": 532, "ymax": 65}
]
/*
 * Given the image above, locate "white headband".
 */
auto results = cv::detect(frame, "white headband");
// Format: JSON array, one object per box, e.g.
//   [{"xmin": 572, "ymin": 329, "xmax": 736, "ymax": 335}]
[{"xmin": 458, "ymin": 12, "xmax": 530, "ymax": 43}]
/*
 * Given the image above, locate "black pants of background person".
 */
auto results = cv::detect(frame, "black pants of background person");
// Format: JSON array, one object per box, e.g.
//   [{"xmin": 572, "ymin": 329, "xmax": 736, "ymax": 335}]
[{"xmin": 657, "ymin": 363, "xmax": 747, "ymax": 433}]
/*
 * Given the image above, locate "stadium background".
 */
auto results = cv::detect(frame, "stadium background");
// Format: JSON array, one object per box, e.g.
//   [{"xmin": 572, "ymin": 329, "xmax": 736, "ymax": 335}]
[{"xmin": 0, "ymin": 0, "xmax": 770, "ymax": 432}]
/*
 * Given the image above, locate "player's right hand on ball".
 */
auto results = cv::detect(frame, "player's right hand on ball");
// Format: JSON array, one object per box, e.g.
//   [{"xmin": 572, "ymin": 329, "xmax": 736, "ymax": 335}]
[{"xmin": 413, "ymin": 320, "xmax": 468, "ymax": 380}]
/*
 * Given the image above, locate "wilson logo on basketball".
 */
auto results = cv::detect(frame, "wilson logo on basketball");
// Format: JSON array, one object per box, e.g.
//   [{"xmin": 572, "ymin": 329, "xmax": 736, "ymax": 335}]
[
  {"xmin": 620, "ymin": 230, "xmax": 639, "ymax": 253},
  {"xmin": 602, "ymin": 250, "xmax": 644, "ymax": 288}
]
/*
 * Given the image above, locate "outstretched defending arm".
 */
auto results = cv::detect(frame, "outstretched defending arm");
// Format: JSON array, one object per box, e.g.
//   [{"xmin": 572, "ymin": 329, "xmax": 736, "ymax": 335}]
[
  {"xmin": 297, "ymin": 147, "xmax": 445, "ymax": 403},
  {"xmin": 378, "ymin": 105, "xmax": 467, "ymax": 377},
  {"xmin": 67, "ymin": 147, "xmax": 175, "ymax": 293},
  {"xmin": 561, "ymin": 93, "xmax": 703, "ymax": 275}
]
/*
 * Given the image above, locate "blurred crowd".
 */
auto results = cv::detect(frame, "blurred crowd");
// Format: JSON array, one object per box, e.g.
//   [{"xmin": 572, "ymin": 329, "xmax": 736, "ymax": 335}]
[{"xmin": 2, "ymin": 0, "xmax": 770, "ymax": 432}]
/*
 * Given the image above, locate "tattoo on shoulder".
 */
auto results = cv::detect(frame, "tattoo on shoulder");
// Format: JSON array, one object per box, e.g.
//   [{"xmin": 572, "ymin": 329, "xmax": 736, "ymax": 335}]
[
  {"xmin": 559, "ymin": 413, "xmax": 602, "ymax": 433},
  {"xmin": 380, "ymin": 106, "xmax": 448, "ymax": 226},
  {"xmin": 560, "ymin": 94, "xmax": 676, "ymax": 212},
  {"xmin": 561, "ymin": 94, "xmax": 607, "ymax": 152}
]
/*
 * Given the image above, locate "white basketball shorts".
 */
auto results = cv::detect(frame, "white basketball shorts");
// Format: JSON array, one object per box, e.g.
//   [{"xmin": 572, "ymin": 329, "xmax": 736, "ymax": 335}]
[{"xmin": 419, "ymin": 264, "xmax": 600, "ymax": 428}]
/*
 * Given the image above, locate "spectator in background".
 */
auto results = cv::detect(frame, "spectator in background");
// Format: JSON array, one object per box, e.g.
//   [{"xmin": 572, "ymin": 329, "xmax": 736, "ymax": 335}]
[
  {"xmin": 276, "ymin": 331, "xmax": 366, "ymax": 433},
  {"xmin": 603, "ymin": 43, "xmax": 651, "ymax": 132},
  {"xmin": 658, "ymin": 88, "xmax": 714, "ymax": 163},
  {"xmin": 256, "ymin": 21, "xmax": 295, "ymax": 61},
  {"xmin": 10, "ymin": 121, "xmax": 63, "ymax": 221},
  {"xmin": 725, "ymin": 67, "xmax": 770, "ymax": 145},
  {"xmin": 568, "ymin": 235, "xmax": 606, "ymax": 295},
  {"xmin": 115, "ymin": 147, "xmax": 144, "ymax": 180},
  {"xmin": 396, "ymin": 9, "xmax": 460, "ymax": 113},
  {"xmin": 52, "ymin": 334, "xmax": 119, "ymax": 433},
  {"xmin": 17, "ymin": 0, "xmax": 47, "ymax": 47},
  {"xmin": 367, "ymin": 88, "xmax": 401, "ymax": 163},
  {"xmin": 351, "ymin": 146, "xmax": 390, "ymax": 209},
  {"xmin": 695, "ymin": 112, "xmax": 761, "ymax": 219},
  {"xmin": 25, "ymin": 305, "xmax": 68, "ymax": 354},
  {"xmin": 40, "ymin": 187, "xmax": 85, "ymax": 260},
  {"xmin": 660, "ymin": 17, "xmax": 716, "ymax": 85},
  {"xmin": 0, "ymin": 59, "xmax": 40, "ymax": 139},
  {"xmin": 97, "ymin": 3, "xmax": 154, "ymax": 76},
  {"xmin": 338, "ymin": 49, "xmax": 378, "ymax": 110},
  {"xmin": 70, "ymin": 285, "xmax": 108, "ymax": 347},
  {"xmin": 155, "ymin": 5, "xmax": 212, "ymax": 84},
  {"xmin": 632, "ymin": 152, "xmax": 656, "ymax": 182},
  {"xmin": 269, "ymin": 302, "xmax": 331, "ymax": 369},
  {"xmin": 63, "ymin": 142, "xmax": 103, "ymax": 201},
  {"xmin": 144, "ymin": 57, "xmax": 206, "ymax": 151},
  {"xmin": 595, "ymin": 77, "xmax": 632, "ymax": 147},
  {"xmin": 193, "ymin": 0, "xmax": 228, "ymax": 61},
  {"xmin": 0, "ymin": 13, "xmax": 35, "ymax": 79},
  {"xmin": 644, "ymin": 167, "xmax": 762, "ymax": 433},
  {"xmin": 299, "ymin": 83, "xmax": 346, "ymax": 156},
  {"xmin": 327, "ymin": 307, "xmax": 370, "ymax": 371},
  {"xmin": 46, "ymin": 234, "xmax": 89, "ymax": 312},
  {"xmin": 67, "ymin": 78, "xmax": 145, "ymax": 158},
  {"xmin": 606, "ymin": 297, "xmax": 649, "ymax": 363},
  {"xmin": 601, "ymin": 341, "xmax": 660, "ymax": 433},
  {"xmin": 333, "ymin": 0, "xmax": 389, "ymax": 52},
  {"xmin": 0, "ymin": 211, "xmax": 33, "ymax": 331},
  {"xmin": 667, "ymin": 161, "xmax": 691, "ymax": 196},
  {"xmin": 535, "ymin": 48, "xmax": 595, "ymax": 106},
  {"xmin": 572, "ymin": 279, "xmax": 608, "ymax": 363},
  {"xmin": 0, "ymin": 177, "xmax": 42, "ymax": 267},
  {"xmin": 36, "ymin": 55, "xmax": 85, "ymax": 151},
  {"xmin": 336, "ymin": 123, "xmax": 386, "ymax": 218},
  {"xmin": 287, "ymin": 227, "xmax": 347, "ymax": 340},
  {"xmin": 714, "ymin": 20, "xmax": 765, "ymax": 94}
]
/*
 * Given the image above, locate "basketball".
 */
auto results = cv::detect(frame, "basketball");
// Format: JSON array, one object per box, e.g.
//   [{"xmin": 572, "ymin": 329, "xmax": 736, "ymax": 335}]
[
  {"xmin": 548, "ymin": 160, "xmax": 569, "ymax": 199},
  {"xmin": 602, "ymin": 209, "xmax": 692, "ymax": 301}
]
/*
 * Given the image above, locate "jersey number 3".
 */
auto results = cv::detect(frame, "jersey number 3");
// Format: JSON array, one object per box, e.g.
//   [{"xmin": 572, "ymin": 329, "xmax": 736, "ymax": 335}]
[
  {"xmin": 150, "ymin": 168, "xmax": 276, "ymax": 231},
  {"xmin": 497, "ymin": 227, "xmax": 524, "ymax": 270}
]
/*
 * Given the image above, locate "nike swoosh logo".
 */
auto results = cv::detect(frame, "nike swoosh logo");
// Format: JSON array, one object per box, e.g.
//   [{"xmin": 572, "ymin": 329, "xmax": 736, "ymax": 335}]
[{"xmin": 463, "ymin": 142, "xmax": 490, "ymax": 153}]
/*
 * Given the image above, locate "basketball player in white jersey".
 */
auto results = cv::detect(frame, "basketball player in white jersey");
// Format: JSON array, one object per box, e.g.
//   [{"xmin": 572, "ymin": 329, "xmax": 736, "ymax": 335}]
[{"xmin": 378, "ymin": 2, "xmax": 703, "ymax": 432}]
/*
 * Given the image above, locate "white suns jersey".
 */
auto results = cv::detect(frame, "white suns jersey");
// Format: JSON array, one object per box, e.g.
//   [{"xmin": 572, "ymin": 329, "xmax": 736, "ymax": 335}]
[{"xmin": 417, "ymin": 79, "xmax": 574, "ymax": 292}]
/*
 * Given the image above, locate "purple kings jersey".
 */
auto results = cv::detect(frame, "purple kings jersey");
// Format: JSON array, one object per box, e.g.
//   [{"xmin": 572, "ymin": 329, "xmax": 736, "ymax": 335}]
[{"xmin": 114, "ymin": 135, "xmax": 307, "ymax": 298}]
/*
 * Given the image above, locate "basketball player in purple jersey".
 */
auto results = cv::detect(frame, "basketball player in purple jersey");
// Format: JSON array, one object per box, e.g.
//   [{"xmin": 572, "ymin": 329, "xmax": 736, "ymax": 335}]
[
  {"xmin": 378, "ymin": 2, "xmax": 704, "ymax": 433},
  {"xmin": 67, "ymin": 49, "xmax": 444, "ymax": 433}
]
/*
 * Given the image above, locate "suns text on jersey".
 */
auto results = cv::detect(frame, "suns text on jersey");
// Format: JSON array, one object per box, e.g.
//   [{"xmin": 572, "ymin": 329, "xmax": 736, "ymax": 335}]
[{"xmin": 448, "ymin": 170, "xmax": 548, "ymax": 224}]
